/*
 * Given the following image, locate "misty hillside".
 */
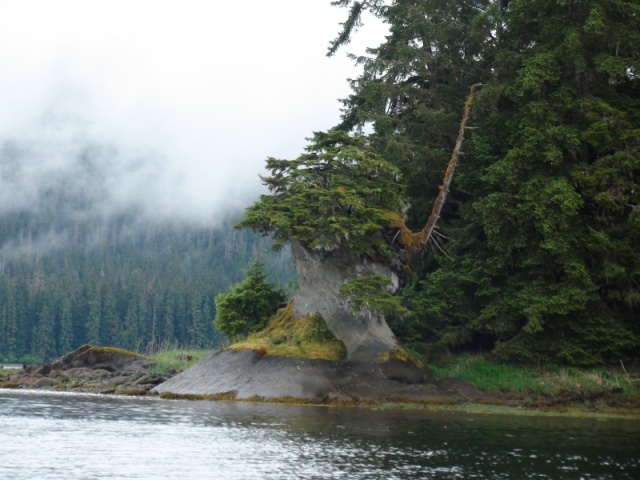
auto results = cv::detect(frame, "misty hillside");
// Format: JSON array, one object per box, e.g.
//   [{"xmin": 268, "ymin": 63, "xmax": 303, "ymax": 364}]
[{"xmin": 0, "ymin": 139, "xmax": 295, "ymax": 363}]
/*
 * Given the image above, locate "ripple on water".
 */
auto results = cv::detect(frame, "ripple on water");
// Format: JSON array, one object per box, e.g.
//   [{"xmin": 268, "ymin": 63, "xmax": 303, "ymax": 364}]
[{"xmin": 0, "ymin": 390, "xmax": 639, "ymax": 479}]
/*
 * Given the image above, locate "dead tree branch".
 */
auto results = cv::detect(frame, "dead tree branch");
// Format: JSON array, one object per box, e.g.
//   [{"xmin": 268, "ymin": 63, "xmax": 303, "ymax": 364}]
[{"xmin": 419, "ymin": 83, "xmax": 482, "ymax": 249}]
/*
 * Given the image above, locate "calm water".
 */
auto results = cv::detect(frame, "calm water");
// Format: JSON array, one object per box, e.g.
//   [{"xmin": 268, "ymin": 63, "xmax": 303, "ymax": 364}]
[{"xmin": 0, "ymin": 390, "xmax": 638, "ymax": 479}]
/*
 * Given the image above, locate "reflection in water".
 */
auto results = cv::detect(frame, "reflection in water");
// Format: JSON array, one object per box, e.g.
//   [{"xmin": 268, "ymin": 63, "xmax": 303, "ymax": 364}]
[{"xmin": 0, "ymin": 390, "xmax": 638, "ymax": 479}]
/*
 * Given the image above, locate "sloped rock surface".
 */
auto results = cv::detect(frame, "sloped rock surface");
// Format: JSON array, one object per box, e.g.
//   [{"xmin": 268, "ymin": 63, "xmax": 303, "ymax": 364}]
[
  {"xmin": 152, "ymin": 349, "xmax": 483, "ymax": 405},
  {"xmin": 153, "ymin": 349, "xmax": 338, "ymax": 400}
]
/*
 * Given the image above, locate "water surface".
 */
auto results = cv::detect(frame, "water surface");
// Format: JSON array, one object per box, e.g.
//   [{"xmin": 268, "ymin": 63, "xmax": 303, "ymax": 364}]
[{"xmin": 0, "ymin": 390, "xmax": 638, "ymax": 479}]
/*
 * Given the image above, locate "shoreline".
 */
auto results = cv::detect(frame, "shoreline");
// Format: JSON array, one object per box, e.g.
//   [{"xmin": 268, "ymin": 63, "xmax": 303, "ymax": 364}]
[
  {"xmin": 2, "ymin": 346, "xmax": 638, "ymax": 418},
  {"xmin": 2, "ymin": 385, "xmax": 639, "ymax": 420},
  {"xmin": 2, "ymin": 373, "xmax": 639, "ymax": 420}
]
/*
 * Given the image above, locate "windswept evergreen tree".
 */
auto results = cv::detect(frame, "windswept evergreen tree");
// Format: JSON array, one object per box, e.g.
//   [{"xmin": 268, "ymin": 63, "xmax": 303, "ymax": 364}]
[{"xmin": 238, "ymin": 129, "xmax": 407, "ymax": 260}]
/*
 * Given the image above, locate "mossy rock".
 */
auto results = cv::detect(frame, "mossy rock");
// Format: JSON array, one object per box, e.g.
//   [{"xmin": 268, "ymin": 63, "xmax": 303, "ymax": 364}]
[
  {"xmin": 212, "ymin": 390, "xmax": 238, "ymax": 401},
  {"xmin": 228, "ymin": 301, "xmax": 347, "ymax": 361},
  {"xmin": 0, "ymin": 381, "xmax": 23, "ymax": 389},
  {"xmin": 376, "ymin": 347, "xmax": 432, "ymax": 384},
  {"xmin": 0, "ymin": 370, "xmax": 13, "ymax": 382},
  {"xmin": 54, "ymin": 345, "xmax": 154, "ymax": 372}
]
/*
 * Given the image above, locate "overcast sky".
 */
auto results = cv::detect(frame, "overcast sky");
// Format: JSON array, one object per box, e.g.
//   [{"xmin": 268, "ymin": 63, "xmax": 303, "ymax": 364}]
[{"xmin": 0, "ymin": 0, "xmax": 384, "ymax": 225}]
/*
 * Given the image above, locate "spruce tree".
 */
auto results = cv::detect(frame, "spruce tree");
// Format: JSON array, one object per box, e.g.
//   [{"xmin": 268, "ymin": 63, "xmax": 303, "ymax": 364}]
[
  {"xmin": 58, "ymin": 298, "xmax": 74, "ymax": 355},
  {"xmin": 393, "ymin": 0, "xmax": 639, "ymax": 363},
  {"xmin": 214, "ymin": 259, "xmax": 285, "ymax": 339},
  {"xmin": 327, "ymin": 0, "xmax": 639, "ymax": 364},
  {"xmin": 85, "ymin": 286, "xmax": 102, "ymax": 346}
]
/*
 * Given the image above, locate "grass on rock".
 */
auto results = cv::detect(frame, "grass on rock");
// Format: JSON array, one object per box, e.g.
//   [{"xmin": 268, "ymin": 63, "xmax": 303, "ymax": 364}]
[
  {"xmin": 228, "ymin": 301, "xmax": 347, "ymax": 361},
  {"xmin": 147, "ymin": 349, "xmax": 211, "ymax": 375}
]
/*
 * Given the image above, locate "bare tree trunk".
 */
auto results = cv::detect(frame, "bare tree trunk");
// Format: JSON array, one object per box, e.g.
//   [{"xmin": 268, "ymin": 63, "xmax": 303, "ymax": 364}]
[
  {"xmin": 419, "ymin": 83, "xmax": 482, "ymax": 248},
  {"xmin": 389, "ymin": 84, "xmax": 482, "ymax": 258}
]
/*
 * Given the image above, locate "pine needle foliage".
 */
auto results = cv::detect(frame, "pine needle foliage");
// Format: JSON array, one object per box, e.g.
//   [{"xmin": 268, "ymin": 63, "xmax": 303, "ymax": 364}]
[
  {"xmin": 214, "ymin": 259, "xmax": 286, "ymax": 339},
  {"xmin": 328, "ymin": 0, "xmax": 639, "ymax": 365},
  {"xmin": 237, "ymin": 129, "xmax": 407, "ymax": 260}
]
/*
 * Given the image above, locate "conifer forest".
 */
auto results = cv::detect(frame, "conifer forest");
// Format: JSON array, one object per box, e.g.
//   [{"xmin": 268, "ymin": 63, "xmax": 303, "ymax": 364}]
[{"xmin": 1, "ymin": 0, "xmax": 638, "ymax": 366}]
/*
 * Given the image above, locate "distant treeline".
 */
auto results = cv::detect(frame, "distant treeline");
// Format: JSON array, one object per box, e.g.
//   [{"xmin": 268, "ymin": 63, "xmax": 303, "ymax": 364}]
[{"xmin": 0, "ymin": 212, "xmax": 294, "ymax": 363}]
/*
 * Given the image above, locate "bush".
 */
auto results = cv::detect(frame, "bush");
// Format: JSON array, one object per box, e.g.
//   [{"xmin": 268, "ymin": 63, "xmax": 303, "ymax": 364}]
[{"xmin": 214, "ymin": 259, "xmax": 286, "ymax": 339}]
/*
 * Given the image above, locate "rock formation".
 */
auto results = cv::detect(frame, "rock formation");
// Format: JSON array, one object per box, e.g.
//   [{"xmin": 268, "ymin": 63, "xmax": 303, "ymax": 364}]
[
  {"xmin": 291, "ymin": 240, "xmax": 401, "ymax": 361},
  {"xmin": 152, "ymin": 348, "xmax": 489, "ymax": 405},
  {"xmin": 0, "ymin": 345, "xmax": 163, "ymax": 394}
]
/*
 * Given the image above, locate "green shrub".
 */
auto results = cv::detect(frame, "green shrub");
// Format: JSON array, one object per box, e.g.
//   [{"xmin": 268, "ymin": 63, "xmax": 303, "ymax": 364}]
[{"xmin": 214, "ymin": 258, "xmax": 286, "ymax": 339}]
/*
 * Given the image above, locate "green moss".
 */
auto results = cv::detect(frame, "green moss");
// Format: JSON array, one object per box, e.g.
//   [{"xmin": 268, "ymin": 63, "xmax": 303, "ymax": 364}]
[
  {"xmin": 85, "ymin": 345, "xmax": 148, "ymax": 359},
  {"xmin": 227, "ymin": 301, "xmax": 347, "ymax": 361},
  {"xmin": 119, "ymin": 387, "xmax": 148, "ymax": 396},
  {"xmin": 376, "ymin": 347, "xmax": 425, "ymax": 369}
]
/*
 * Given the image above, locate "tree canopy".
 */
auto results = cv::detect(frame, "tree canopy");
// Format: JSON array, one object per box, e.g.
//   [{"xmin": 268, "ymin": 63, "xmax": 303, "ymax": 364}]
[
  {"xmin": 239, "ymin": 0, "xmax": 639, "ymax": 365},
  {"xmin": 237, "ymin": 129, "xmax": 407, "ymax": 261}
]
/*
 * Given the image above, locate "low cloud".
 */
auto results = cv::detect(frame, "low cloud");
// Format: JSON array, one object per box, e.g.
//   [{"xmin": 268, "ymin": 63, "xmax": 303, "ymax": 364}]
[{"xmin": 0, "ymin": 1, "xmax": 386, "ymax": 257}]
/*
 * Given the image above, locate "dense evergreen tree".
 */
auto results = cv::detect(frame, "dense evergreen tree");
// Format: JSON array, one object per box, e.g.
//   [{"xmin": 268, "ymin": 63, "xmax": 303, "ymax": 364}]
[
  {"xmin": 328, "ymin": 0, "xmax": 639, "ymax": 364},
  {"xmin": 330, "ymin": 0, "xmax": 495, "ymax": 230},
  {"xmin": 447, "ymin": 0, "xmax": 640, "ymax": 364},
  {"xmin": 238, "ymin": 129, "xmax": 407, "ymax": 260},
  {"xmin": 214, "ymin": 259, "xmax": 286, "ymax": 339}
]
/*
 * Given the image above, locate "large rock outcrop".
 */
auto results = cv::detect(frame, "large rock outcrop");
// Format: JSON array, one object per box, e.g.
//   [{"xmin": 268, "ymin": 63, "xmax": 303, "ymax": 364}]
[
  {"xmin": 150, "ymin": 348, "xmax": 483, "ymax": 405},
  {"xmin": 291, "ymin": 240, "xmax": 401, "ymax": 361}
]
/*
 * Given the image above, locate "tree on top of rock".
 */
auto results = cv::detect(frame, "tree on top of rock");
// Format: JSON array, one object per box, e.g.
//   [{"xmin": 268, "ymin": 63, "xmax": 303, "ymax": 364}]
[
  {"xmin": 235, "ymin": 86, "xmax": 479, "ymax": 361},
  {"xmin": 237, "ymin": 129, "xmax": 407, "ymax": 262}
]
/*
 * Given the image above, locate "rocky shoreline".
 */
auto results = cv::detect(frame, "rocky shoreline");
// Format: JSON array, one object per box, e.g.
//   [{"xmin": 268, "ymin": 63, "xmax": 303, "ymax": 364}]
[
  {"xmin": 2, "ymin": 345, "xmax": 638, "ymax": 416},
  {"xmin": 0, "ymin": 345, "xmax": 486, "ymax": 405},
  {"xmin": 0, "ymin": 345, "xmax": 168, "ymax": 396},
  {"xmin": 152, "ymin": 348, "xmax": 488, "ymax": 405}
]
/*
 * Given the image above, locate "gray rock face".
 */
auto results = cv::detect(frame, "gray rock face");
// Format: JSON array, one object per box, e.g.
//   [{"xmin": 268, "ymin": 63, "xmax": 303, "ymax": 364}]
[
  {"xmin": 153, "ymin": 349, "xmax": 339, "ymax": 400},
  {"xmin": 291, "ymin": 241, "xmax": 401, "ymax": 361},
  {"xmin": 152, "ymin": 349, "xmax": 443, "ymax": 403}
]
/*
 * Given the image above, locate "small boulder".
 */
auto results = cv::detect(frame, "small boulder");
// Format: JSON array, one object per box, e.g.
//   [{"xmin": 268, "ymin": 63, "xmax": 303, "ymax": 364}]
[
  {"xmin": 35, "ymin": 377, "xmax": 58, "ymax": 388},
  {"xmin": 131, "ymin": 374, "xmax": 166, "ymax": 387}
]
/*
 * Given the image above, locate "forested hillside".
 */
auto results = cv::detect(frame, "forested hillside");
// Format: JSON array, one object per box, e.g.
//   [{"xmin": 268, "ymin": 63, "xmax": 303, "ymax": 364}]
[
  {"xmin": 0, "ymin": 137, "xmax": 294, "ymax": 363},
  {"xmin": 0, "ymin": 212, "xmax": 293, "ymax": 363},
  {"xmin": 326, "ymin": 0, "xmax": 639, "ymax": 365}
]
